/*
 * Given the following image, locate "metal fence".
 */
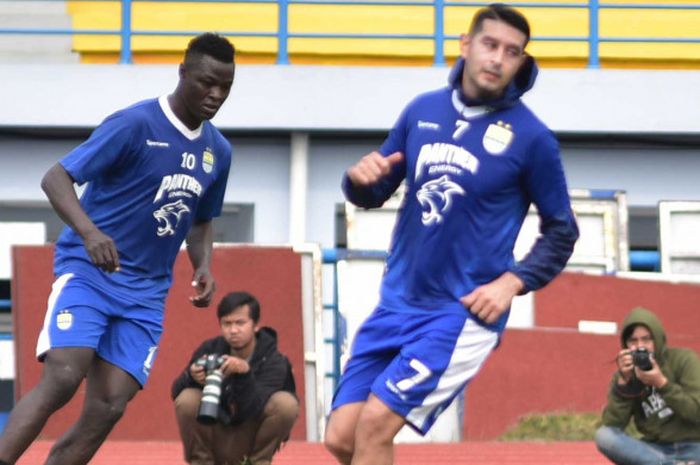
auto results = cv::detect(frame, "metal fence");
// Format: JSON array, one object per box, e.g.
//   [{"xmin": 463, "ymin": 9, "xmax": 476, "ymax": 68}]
[{"xmin": 0, "ymin": 0, "xmax": 699, "ymax": 66}]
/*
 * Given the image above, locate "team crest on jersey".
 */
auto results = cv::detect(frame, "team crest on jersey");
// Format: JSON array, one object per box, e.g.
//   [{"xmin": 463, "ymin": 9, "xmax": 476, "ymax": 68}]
[
  {"xmin": 56, "ymin": 310, "xmax": 73, "ymax": 330},
  {"xmin": 153, "ymin": 199, "xmax": 191, "ymax": 236},
  {"xmin": 202, "ymin": 148, "xmax": 215, "ymax": 174},
  {"xmin": 416, "ymin": 175, "xmax": 465, "ymax": 226},
  {"xmin": 482, "ymin": 121, "xmax": 513, "ymax": 155}
]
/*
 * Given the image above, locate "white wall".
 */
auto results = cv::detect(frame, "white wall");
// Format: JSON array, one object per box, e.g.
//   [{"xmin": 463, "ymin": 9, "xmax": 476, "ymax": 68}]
[{"xmin": 2, "ymin": 64, "xmax": 700, "ymax": 134}]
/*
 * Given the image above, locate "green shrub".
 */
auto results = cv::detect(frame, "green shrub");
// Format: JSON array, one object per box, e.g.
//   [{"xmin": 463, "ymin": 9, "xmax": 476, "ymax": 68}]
[
  {"xmin": 498, "ymin": 412, "xmax": 641, "ymax": 441},
  {"xmin": 498, "ymin": 412, "xmax": 603, "ymax": 441}
]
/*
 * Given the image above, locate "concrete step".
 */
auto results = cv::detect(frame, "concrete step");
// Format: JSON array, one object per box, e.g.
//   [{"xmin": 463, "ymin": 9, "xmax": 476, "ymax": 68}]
[
  {"xmin": 0, "ymin": 1, "xmax": 69, "ymax": 15},
  {"xmin": 0, "ymin": 1, "xmax": 79, "ymax": 62}
]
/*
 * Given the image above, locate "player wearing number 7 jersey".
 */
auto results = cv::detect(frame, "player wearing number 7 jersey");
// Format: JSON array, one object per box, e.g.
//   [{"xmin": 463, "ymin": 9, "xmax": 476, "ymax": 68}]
[{"xmin": 324, "ymin": 5, "xmax": 579, "ymax": 465}]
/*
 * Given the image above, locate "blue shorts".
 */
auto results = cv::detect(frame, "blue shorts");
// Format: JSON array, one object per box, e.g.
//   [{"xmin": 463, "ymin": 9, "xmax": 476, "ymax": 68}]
[
  {"xmin": 36, "ymin": 273, "xmax": 164, "ymax": 387},
  {"xmin": 331, "ymin": 306, "xmax": 498, "ymax": 435}
]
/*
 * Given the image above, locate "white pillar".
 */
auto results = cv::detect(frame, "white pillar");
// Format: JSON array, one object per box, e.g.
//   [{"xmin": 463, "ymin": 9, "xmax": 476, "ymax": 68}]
[{"xmin": 289, "ymin": 132, "xmax": 309, "ymax": 244}]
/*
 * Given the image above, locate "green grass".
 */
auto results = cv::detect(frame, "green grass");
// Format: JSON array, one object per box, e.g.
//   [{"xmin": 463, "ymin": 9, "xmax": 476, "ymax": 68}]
[
  {"xmin": 498, "ymin": 412, "xmax": 603, "ymax": 441},
  {"xmin": 498, "ymin": 412, "xmax": 641, "ymax": 441}
]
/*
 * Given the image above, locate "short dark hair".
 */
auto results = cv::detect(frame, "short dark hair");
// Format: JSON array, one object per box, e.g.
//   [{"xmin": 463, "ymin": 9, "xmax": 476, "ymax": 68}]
[
  {"xmin": 469, "ymin": 3, "xmax": 530, "ymax": 47},
  {"xmin": 184, "ymin": 32, "xmax": 235, "ymax": 66},
  {"xmin": 217, "ymin": 291, "xmax": 260, "ymax": 323}
]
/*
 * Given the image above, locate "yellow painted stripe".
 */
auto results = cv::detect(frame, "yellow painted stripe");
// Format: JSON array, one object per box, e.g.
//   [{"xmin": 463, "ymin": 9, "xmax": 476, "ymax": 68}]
[{"xmin": 66, "ymin": 1, "xmax": 700, "ymax": 67}]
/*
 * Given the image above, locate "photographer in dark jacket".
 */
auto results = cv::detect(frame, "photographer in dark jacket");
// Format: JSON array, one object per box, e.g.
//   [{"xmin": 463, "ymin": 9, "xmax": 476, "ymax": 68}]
[{"xmin": 172, "ymin": 291, "xmax": 298, "ymax": 465}]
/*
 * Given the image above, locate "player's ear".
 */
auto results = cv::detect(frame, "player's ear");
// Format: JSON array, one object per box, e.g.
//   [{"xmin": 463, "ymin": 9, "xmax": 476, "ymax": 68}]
[
  {"xmin": 178, "ymin": 63, "xmax": 186, "ymax": 80},
  {"xmin": 459, "ymin": 33, "xmax": 471, "ymax": 59}
]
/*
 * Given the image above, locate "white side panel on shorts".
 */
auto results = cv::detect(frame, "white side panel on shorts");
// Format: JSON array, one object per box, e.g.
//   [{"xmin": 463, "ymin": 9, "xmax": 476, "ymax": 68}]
[{"xmin": 35, "ymin": 273, "xmax": 73, "ymax": 358}]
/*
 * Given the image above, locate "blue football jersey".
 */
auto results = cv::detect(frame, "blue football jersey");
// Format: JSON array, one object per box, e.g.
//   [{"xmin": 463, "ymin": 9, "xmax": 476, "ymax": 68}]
[
  {"xmin": 343, "ymin": 60, "xmax": 578, "ymax": 332},
  {"xmin": 54, "ymin": 96, "xmax": 232, "ymax": 300}
]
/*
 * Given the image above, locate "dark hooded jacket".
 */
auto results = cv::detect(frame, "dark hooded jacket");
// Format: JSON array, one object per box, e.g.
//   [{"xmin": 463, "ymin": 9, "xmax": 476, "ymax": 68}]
[
  {"xmin": 602, "ymin": 307, "xmax": 700, "ymax": 442},
  {"xmin": 171, "ymin": 327, "xmax": 296, "ymax": 426}
]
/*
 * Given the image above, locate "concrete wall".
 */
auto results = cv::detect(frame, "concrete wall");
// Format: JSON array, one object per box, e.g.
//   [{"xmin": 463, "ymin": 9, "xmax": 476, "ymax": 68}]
[{"xmin": 2, "ymin": 64, "xmax": 700, "ymax": 133}]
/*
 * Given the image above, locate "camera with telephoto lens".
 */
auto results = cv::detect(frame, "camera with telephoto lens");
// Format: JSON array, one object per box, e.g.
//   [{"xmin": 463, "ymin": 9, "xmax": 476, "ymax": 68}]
[
  {"xmin": 195, "ymin": 354, "xmax": 227, "ymax": 424},
  {"xmin": 632, "ymin": 347, "xmax": 653, "ymax": 371}
]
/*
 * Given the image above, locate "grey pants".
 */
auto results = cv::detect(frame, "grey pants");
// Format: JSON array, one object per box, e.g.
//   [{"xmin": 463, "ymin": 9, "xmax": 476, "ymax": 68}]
[{"xmin": 174, "ymin": 388, "xmax": 299, "ymax": 465}]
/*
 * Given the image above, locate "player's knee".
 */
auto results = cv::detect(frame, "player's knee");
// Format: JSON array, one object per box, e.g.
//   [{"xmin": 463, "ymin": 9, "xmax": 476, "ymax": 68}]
[
  {"xmin": 324, "ymin": 422, "xmax": 354, "ymax": 460},
  {"xmin": 86, "ymin": 396, "xmax": 130, "ymax": 427}
]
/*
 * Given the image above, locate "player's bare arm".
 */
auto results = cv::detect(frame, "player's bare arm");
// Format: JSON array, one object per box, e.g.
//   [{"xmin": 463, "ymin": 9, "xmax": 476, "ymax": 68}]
[
  {"xmin": 347, "ymin": 151, "xmax": 403, "ymax": 186},
  {"xmin": 186, "ymin": 220, "xmax": 216, "ymax": 307},
  {"xmin": 41, "ymin": 163, "xmax": 120, "ymax": 273},
  {"xmin": 460, "ymin": 271, "xmax": 524, "ymax": 324}
]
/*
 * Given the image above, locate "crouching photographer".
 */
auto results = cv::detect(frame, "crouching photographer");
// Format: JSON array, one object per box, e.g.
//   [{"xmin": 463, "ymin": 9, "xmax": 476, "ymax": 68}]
[
  {"xmin": 172, "ymin": 291, "xmax": 298, "ymax": 465},
  {"xmin": 595, "ymin": 307, "xmax": 700, "ymax": 465}
]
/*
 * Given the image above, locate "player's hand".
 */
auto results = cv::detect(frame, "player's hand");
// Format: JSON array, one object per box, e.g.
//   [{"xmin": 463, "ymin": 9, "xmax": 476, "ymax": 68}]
[
  {"xmin": 83, "ymin": 228, "xmax": 120, "ymax": 273},
  {"xmin": 220, "ymin": 355, "xmax": 250, "ymax": 376},
  {"xmin": 461, "ymin": 272, "xmax": 524, "ymax": 324},
  {"xmin": 616, "ymin": 349, "xmax": 635, "ymax": 383},
  {"xmin": 190, "ymin": 361, "xmax": 206, "ymax": 385},
  {"xmin": 635, "ymin": 356, "xmax": 668, "ymax": 389},
  {"xmin": 347, "ymin": 151, "xmax": 403, "ymax": 186},
  {"xmin": 190, "ymin": 268, "xmax": 216, "ymax": 308}
]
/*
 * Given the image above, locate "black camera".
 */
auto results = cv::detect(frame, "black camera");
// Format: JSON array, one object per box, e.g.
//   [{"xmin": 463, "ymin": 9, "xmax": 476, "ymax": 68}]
[
  {"xmin": 195, "ymin": 354, "xmax": 226, "ymax": 424},
  {"xmin": 632, "ymin": 347, "xmax": 653, "ymax": 371}
]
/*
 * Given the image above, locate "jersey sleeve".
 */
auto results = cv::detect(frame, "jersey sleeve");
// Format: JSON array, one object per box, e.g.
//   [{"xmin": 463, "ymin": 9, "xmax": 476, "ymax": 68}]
[
  {"xmin": 196, "ymin": 144, "xmax": 232, "ymax": 222},
  {"xmin": 509, "ymin": 130, "xmax": 579, "ymax": 292},
  {"xmin": 59, "ymin": 112, "xmax": 136, "ymax": 184}
]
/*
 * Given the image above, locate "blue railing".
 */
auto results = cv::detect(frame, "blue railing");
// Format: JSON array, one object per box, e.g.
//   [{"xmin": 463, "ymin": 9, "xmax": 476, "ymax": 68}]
[{"xmin": 0, "ymin": 0, "xmax": 698, "ymax": 66}]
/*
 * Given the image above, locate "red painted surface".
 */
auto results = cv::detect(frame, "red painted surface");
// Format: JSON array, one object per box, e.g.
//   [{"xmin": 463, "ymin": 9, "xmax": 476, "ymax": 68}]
[
  {"xmin": 18, "ymin": 440, "xmax": 610, "ymax": 465},
  {"xmin": 536, "ymin": 272, "xmax": 700, "ymax": 339},
  {"xmin": 464, "ymin": 271, "xmax": 700, "ymax": 440},
  {"xmin": 11, "ymin": 245, "xmax": 308, "ymax": 441},
  {"xmin": 464, "ymin": 329, "xmax": 618, "ymax": 440}
]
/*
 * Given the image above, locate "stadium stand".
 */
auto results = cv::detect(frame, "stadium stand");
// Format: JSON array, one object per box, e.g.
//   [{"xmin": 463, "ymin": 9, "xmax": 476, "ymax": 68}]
[{"xmin": 0, "ymin": 1, "xmax": 78, "ymax": 63}]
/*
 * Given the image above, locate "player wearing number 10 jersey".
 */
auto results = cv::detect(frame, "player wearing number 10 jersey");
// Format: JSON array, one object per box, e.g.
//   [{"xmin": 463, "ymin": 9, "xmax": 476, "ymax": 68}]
[{"xmin": 0, "ymin": 33, "xmax": 235, "ymax": 465}]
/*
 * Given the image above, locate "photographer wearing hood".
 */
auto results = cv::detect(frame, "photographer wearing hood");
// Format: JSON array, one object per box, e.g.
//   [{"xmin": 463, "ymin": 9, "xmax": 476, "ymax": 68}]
[
  {"xmin": 596, "ymin": 307, "xmax": 700, "ymax": 465},
  {"xmin": 172, "ymin": 291, "xmax": 298, "ymax": 465}
]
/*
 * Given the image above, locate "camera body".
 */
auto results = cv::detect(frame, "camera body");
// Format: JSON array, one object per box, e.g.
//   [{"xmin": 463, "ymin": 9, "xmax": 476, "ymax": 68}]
[
  {"xmin": 195, "ymin": 354, "xmax": 227, "ymax": 424},
  {"xmin": 631, "ymin": 347, "xmax": 654, "ymax": 371}
]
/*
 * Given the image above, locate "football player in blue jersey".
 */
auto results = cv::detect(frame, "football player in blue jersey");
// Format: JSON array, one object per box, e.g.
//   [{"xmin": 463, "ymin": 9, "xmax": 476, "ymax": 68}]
[
  {"xmin": 325, "ymin": 5, "xmax": 579, "ymax": 465},
  {"xmin": 0, "ymin": 33, "xmax": 235, "ymax": 465}
]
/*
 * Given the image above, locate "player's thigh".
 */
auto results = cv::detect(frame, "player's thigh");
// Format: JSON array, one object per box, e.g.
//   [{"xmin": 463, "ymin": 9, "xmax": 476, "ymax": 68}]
[
  {"xmin": 355, "ymin": 394, "xmax": 406, "ymax": 440},
  {"xmin": 85, "ymin": 356, "xmax": 141, "ymax": 405}
]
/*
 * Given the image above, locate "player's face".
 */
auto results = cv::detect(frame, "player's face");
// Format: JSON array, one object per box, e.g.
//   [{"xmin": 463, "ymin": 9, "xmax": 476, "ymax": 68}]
[
  {"xmin": 625, "ymin": 325, "xmax": 655, "ymax": 353},
  {"xmin": 460, "ymin": 19, "xmax": 527, "ymax": 100},
  {"xmin": 220, "ymin": 304, "xmax": 258, "ymax": 351},
  {"xmin": 180, "ymin": 54, "xmax": 235, "ymax": 124}
]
